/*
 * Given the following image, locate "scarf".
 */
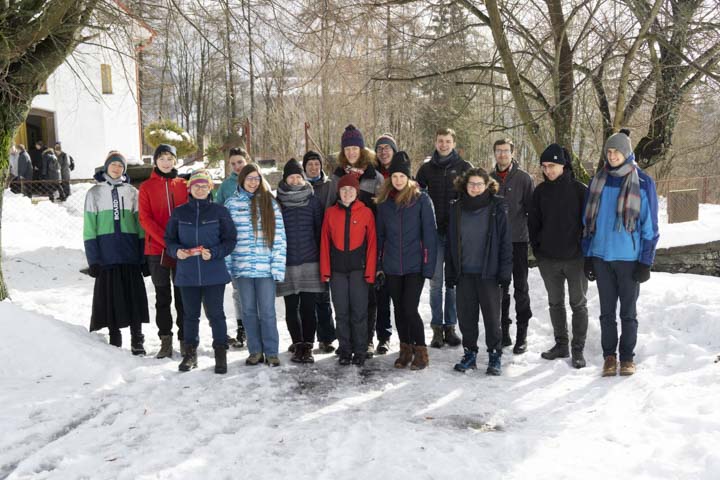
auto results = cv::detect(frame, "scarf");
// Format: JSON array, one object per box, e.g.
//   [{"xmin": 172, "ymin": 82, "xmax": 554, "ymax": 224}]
[
  {"xmin": 584, "ymin": 153, "xmax": 641, "ymax": 236},
  {"xmin": 276, "ymin": 180, "xmax": 313, "ymax": 208},
  {"xmin": 431, "ymin": 149, "xmax": 458, "ymax": 167},
  {"xmin": 460, "ymin": 190, "xmax": 492, "ymax": 211},
  {"xmin": 344, "ymin": 165, "xmax": 365, "ymax": 179},
  {"xmin": 154, "ymin": 167, "xmax": 178, "ymax": 179}
]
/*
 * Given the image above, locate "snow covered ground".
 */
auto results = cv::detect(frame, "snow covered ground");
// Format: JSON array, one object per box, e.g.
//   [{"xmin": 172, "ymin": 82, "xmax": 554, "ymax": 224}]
[{"xmin": 1, "ymin": 190, "xmax": 720, "ymax": 480}]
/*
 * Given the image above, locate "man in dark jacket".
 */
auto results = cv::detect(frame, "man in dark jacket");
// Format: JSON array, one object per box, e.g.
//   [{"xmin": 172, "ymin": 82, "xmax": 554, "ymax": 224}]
[
  {"xmin": 11, "ymin": 145, "xmax": 33, "ymax": 196},
  {"xmin": 41, "ymin": 148, "xmax": 63, "ymax": 202},
  {"xmin": 416, "ymin": 127, "xmax": 472, "ymax": 348},
  {"xmin": 490, "ymin": 138, "xmax": 534, "ymax": 354},
  {"xmin": 29, "ymin": 141, "xmax": 44, "ymax": 180},
  {"xmin": 54, "ymin": 142, "xmax": 74, "ymax": 199},
  {"xmin": 529, "ymin": 144, "xmax": 588, "ymax": 368}
]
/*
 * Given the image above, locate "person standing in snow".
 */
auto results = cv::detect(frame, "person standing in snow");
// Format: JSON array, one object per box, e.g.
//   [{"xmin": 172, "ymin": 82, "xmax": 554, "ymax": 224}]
[
  {"xmin": 320, "ymin": 175, "xmax": 377, "ymax": 367},
  {"xmin": 416, "ymin": 127, "xmax": 472, "ymax": 349},
  {"xmin": 529, "ymin": 144, "xmax": 589, "ymax": 369},
  {"xmin": 445, "ymin": 167, "xmax": 512, "ymax": 375},
  {"xmin": 225, "ymin": 164, "xmax": 287, "ymax": 367},
  {"xmin": 375, "ymin": 151, "xmax": 437, "ymax": 370},
  {"xmin": 84, "ymin": 151, "xmax": 149, "ymax": 354},
  {"xmin": 490, "ymin": 138, "xmax": 534, "ymax": 355},
  {"xmin": 303, "ymin": 150, "xmax": 336, "ymax": 353},
  {"xmin": 276, "ymin": 159, "xmax": 325, "ymax": 364},
  {"xmin": 582, "ymin": 129, "xmax": 659, "ymax": 377},
  {"xmin": 215, "ymin": 146, "xmax": 250, "ymax": 349},
  {"xmin": 165, "ymin": 170, "xmax": 237, "ymax": 374},
  {"xmin": 138, "ymin": 144, "xmax": 189, "ymax": 359},
  {"xmin": 54, "ymin": 142, "xmax": 74, "ymax": 200},
  {"xmin": 40, "ymin": 148, "xmax": 63, "ymax": 202}
]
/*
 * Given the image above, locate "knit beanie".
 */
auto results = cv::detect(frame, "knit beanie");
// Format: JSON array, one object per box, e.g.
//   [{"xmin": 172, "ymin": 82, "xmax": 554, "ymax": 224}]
[
  {"xmin": 341, "ymin": 124, "xmax": 365, "ymax": 150},
  {"xmin": 604, "ymin": 129, "xmax": 633, "ymax": 161},
  {"xmin": 389, "ymin": 151, "xmax": 412, "ymax": 177},
  {"xmin": 153, "ymin": 143, "xmax": 177, "ymax": 163},
  {"xmin": 187, "ymin": 169, "xmax": 212, "ymax": 190},
  {"xmin": 337, "ymin": 174, "xmax": 360, "ymax": 193},
  {"xmin": 374, "ymin": 133, "xmax": 398, "ymax": 154},
  {"xmin": 302, "ymin": 150, "xmax": 323, "ymax": 170},
  {"xmin": 540, "ymin": 143, "xmax": 568, "ymax": 166},
  {"xmin": 283, "ymin": 158, "xmax": 305, "ymax": 180},
  {"xmin": 104, "ymin": 151, "xmax": 127, "ymax": 174}
]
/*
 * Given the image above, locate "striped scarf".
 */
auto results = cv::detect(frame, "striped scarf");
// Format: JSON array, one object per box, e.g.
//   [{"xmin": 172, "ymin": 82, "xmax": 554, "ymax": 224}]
[{"xmin": 584, "ymin": 153, "xmax": 641, "ymax": 237}]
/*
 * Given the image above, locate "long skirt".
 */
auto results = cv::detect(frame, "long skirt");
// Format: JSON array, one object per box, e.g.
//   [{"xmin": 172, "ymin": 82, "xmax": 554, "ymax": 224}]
[{"xmin": 90, "ymin": 264, "xmax": 149, "ymax": 332}]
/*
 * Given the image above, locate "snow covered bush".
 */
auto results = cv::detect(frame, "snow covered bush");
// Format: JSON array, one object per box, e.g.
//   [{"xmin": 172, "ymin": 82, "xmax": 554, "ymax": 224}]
[{"xmin": 144, "ymin": 120, "xmax": 197, "ymax": 158}]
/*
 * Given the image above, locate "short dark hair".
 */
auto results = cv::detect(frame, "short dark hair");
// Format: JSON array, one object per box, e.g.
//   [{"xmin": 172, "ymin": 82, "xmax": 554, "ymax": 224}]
[
  {"xmin": 229, "ymin": 146, "xmax": 249, "ymax": 160},
  {"xmin": 435, "ymin": 128, "xmax": 457, "ymax": 141},
  {"xmin": 454, "ymin": 167, "xmax": 499, "ymax": 195},
  {"xmin": 493, "ymin": 138, "xmax": 514, "ymax": 153}
]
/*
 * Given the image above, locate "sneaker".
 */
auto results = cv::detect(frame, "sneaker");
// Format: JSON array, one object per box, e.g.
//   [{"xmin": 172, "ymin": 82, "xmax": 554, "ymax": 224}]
[
  {"xmin": 352, "ymin": 353, "xmax": 366, "ymax": 366},
  {"xmin": 376, "ymin": 339, "xmax": 390, "ymax": 355},
  {"xmin": 541, "ymin": 344, "xmax": 570, "ymax": 360},
  {"xmin": 486, "ymin": 351, "xmax": 502, "ymax": 376},
  {"xmin": 454, "ymin": 348, "xmax": 477, "ymax": 373},
  {"xmin": 246, "ymin": 352, "xmax": 265, "ymax": 366},
  {"xmin": 602, "ymin": 355, "xmax": 618, "ymax": 377},
  {"xmin": 619, "ymin": 360, "xmax": 636, "ymax": 376},
  {"xmin": 265, "ymin": 355, "xmax": 281, "ymax": 367},
  {"xmin": 318, "ymin": 341, "xmax": 336, "ymax": 353},
  {"xmin": 365, "ymin": 342, "xmax": 375, "ymax": 359}
]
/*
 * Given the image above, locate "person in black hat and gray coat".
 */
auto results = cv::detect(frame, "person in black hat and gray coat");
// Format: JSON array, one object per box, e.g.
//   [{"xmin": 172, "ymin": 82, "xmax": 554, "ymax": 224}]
[{"xmin": 529, "ymin": 144, "xmax": 589, "ymax": 368}]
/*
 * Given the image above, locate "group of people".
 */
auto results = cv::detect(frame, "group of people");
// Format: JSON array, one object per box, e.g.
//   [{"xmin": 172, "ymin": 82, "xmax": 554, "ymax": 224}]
[
  {"xmin": 83, "ymin": 125, "xmax": 659, "ymax": 378},
  {"xmin": 9, "ymin": 141, "xmax": 74, "ymax": 200}
]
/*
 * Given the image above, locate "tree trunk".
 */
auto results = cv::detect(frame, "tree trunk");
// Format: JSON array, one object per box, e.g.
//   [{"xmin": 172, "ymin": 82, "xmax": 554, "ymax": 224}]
[{"xmin": 0, "ymin": 126, "xmax": 12, "ymax": 301}]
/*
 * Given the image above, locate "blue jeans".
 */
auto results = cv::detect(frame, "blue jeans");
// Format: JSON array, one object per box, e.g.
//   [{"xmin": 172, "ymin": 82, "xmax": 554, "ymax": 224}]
[
  {"xmin": 430, "ymin": 233, "xmax": 457, "ymax": 326},
  {"xmin": 180, "ymin": 284, "xmax": 228, "ymax": 348},
  {"xmin": 236, "ymin": 277, "xmax": 279, "ymax": 357},
  {"xmin": 594, "ymin": 259, "xmax": 640, "ymax": 362}
]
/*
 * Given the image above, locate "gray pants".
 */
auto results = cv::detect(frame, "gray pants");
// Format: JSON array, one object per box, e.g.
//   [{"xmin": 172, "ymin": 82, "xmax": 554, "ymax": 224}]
[
  {"xmin": 537, "ymin": 256, "xmax": 588, "ymax": 350},
  {"xmin": 330, "ymin": 270, "xmax": 369, "ymax": 356}
]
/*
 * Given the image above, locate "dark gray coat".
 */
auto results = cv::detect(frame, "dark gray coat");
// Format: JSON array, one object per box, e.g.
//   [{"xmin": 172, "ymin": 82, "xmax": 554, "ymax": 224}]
[{"xmin": 490, "ymin": 160, "xmax": 534, "ymax": 243}]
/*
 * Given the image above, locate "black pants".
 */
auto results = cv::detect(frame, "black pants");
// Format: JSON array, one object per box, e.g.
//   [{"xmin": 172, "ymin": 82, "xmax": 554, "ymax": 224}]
[
  {"xmin": 457, "ymin": 274, "xmax": 502, "ymax": 353},
  {"xmin": 109, "ymin": 324, "xmax": 143, "ymax": 347},
  {"xmin": 330, "ymin": 270, "xmax": 369, "ymax": 356},
  {"xmin": 315, "ymin": 287, "xmax": 336, "ymax": 343},
  {"xmin": 374, "ymin": 283, "xmax": 392, "ymax": 342},
  {"xmin": 147, "ymin": 255, "xmax": 185, "ymax": 340},
  {"xmin": 285, "ymin": 292, "xmax": 318, "ymax": 344},
  {"xmin": 502, "ymin": 242, "xmax": 533, "ymax": 327},
  {"xmin": 387, "ymin": 273, "xmax": 426, "ymax": 346},
  {"xmin": 594, "ymin": 259, "xmax": 640, "ymax": 362}
]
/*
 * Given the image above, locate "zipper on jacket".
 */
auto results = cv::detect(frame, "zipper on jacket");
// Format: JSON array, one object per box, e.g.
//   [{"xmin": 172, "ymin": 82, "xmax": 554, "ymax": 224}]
[
  {"xmin": 165, "ymin": 180, "xmax": 172, "ymax": 216},
  {"xmin": 121, "ymin": 196, "xmax": 125, "ymax": 219},
  {"xmin": 344, "ymin": 205, "xmax": 351, "ymax": 252},
  {"xmin": 399, "ymin": 205, "xmax": 404, "ymax": 275},
  {"xmin": 196, "ymin": 200, "xmax": 202, "ymax": 285}
]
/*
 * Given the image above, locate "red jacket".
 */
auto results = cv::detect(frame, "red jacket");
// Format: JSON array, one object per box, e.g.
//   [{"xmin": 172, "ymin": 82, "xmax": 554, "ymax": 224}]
[
  {"xmin": 139, "ymin": 170, "xmax": 188, "ymax": 255},
  {"xmin": 320, "ymin": 200, "xmax": 376, "ymax": 283}
]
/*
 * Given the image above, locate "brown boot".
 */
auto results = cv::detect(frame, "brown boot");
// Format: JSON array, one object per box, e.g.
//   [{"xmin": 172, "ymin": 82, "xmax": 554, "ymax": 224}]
[
  {"xmin": 602, "ymin": 355, "xmax": 618, "ymax": 377},
  {"xmin": 394, "ymin": 343, "xmax": 414, "ymax": 369},
  {"xmin": 410, "ymin": 345, "xmax": 429, "ymax": 370},
  {"xmin": 619, "ymin": 361, "xmax": 636, "ymax": 376}
]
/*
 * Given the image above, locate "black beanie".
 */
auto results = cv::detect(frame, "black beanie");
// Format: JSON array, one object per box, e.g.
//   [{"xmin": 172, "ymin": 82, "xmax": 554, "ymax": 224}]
[
  {"xmin": 302, "ymin": 150, "xmax": 323, "ymax": 170},
  {"xmin": 153, "ymin": 144, "xmax": 177, "ymax": 163},
  {"xmin": 283, "ymin": 158, "xmax": 305, "ymax": 180},
  {"xmin": 389, "ymin": 151, "xmax": 412, "ymax": 178},
  {"xmin": 540, "ymin": 143, "xmax": 568, "ymax": 166}
]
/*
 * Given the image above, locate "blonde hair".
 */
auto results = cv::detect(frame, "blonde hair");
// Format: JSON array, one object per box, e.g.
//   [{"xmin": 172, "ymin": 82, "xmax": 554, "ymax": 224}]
[{"xmin": 375, "ymin": 177, "xmax": 421, "ymax": 207}]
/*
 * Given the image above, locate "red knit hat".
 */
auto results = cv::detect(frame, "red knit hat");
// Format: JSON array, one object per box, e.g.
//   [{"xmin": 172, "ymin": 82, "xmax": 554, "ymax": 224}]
[{"xmin": 337, "ymin": 174, "xmax": 360, "ymax": 193}]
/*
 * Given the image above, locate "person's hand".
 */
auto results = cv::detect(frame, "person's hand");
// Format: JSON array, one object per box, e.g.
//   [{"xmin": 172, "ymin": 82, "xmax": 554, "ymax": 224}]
[
  {"xmin": 584, "ymin": 257, "xmax": 596, "ymax": 282},
  {"xmin": 498, "ymin": 277, "xmax": 511, "ymax": 290},
  {"xmin": 88, "ymin": 264, "xmax": 101, "ymax": 278},
  {"xmin": 176, "ymin": 249, "xmax": 190, "ymax": 260},
  {"xmin": 632, "ymin": 262, "xmax": 651, "ymax": 283},
  {"xmin": 201, "ymin": 248, "xmax": 212, "ymax": 261}
]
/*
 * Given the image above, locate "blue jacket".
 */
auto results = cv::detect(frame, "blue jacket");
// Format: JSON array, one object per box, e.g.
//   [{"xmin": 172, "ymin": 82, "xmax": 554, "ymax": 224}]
[
  {"xmin": 215, "ymin": 172, "xmax": 238, "ymax": 206},
  {"xmin": 225, "ymin": 188, "xmax": 287, "ymax": 281},
  {"xmin": 165, "ymin": 197, "xmax": 237, "ymax": 287},
  {"xmin": 445, "ymin": 194, "xmax": 512, "ymax": 284},
  {"xmin": 582, "ymin": 168, "xmax": 659, "ymax": 266},
  {"xmin": 280, "ymin": 195, "xmax": 323, "ymax": 267},
  {"xmin": 376, "ymin": 191, "xmax": 438, "ymax": 278}
]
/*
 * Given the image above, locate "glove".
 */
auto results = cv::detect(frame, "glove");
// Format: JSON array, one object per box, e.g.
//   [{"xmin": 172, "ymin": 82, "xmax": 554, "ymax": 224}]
[
  {"xmin": 445, "ymin": 279, "xmax": 456, "ymax": 289},
  {"xmin": 584, "ymin": 257, "xmax": 596, "ymax": 282},
  {"xmin": 632, "ymin": 262, "xmax": 651, "ymax": 283},
  {"xmin": 141, "ymin": 262, "xmax": 151, "ymax": 277},
  {"xmin": 374, "ymin": 271, "xmax": 386, "ymax": 290},
  {"xmin": 88, "ymin": 264, "xmax": 101, "ymax": 278},
  {"xmin": 498, "ymin": 278, "xmax": 511, "ymax": 290}
]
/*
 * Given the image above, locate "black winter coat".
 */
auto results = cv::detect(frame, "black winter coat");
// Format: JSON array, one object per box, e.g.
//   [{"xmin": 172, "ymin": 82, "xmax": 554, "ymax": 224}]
[
  {"xmin": 528, "ymin": 169, "xmax": 588, "ymax": 260},
  {"xmin": 490, "ymin": 161, "xmax": 534, "ymax": 243},
  {"xmin": 280, "ymin": 193, "xmax": 324, "ymax": 267},
  {"xmin": 415, "ymin": 151, "xmax": 472, "ymax": 234}
]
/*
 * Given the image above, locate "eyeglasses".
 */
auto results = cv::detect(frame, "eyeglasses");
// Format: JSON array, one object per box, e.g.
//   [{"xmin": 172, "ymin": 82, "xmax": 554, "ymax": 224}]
[
  {"xmin": 245, "ymin": 176, "xmax": 262, "ymax": 183},
  {"xmin": 468, "ymin": 181, "xmax": 486, "ymax": 189},
  {"xmin": 377, "ymin": 145, "xmax": 393, "ymax": 152},
  {"xmin": 191, "ymin": 184, "xmax": 210, "ymax": 190}
]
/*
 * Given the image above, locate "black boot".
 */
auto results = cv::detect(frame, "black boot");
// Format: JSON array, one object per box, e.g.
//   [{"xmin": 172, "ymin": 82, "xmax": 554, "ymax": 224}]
[
  {"xmin": 235, "ymin": 321, "xmax": 246, "ymax": 348},
  {"xmin": 291, "ymin": 343, "xmax": 305, "ymax": 363},
  {"xmin": 443, "ymin": 325, "xmax": 462, "ymax": 347},
  {"xmin": 513, "ymin": 325, "xmax": 528, "ymax": 354},
  {"xmin": 131, "ymin": 334, "xmax": 146, "ymax": 356},
  {"xmin": 541, "ymin": 343, "xmax": 570, "ymax": 360},
  {"xmin": 430, "ymin": 325, "xmax": 444, "ymax": 348},
  {"xmin": 501, "ymin": 323, "xmax": 512, "ymax": 347},
  {"xmin": 178, "ymin": 345, "xmax": 198, "ymax": 372},
  {"xmin": 571, "ymin": 348, "xmax": 586, "ymax": 368},
  {"xmin": 302, "ymin": 342, "xmax": 315, "ymax": 364},
  {"xmin": 109, "ymin": 329, "xmax": 122, "ymax": 348},
  {"xmin": 214, "ymin": 346, "xmax": 228, "ymax": 374}
]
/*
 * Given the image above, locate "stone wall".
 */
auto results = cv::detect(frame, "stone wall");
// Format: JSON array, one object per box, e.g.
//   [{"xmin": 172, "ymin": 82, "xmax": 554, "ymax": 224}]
[{"xmin": 653, "ymin": 240, "xmax": 720, "ymax": 277}]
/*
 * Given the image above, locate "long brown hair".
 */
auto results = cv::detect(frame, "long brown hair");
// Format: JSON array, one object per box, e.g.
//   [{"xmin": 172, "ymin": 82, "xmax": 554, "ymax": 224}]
[
  {"xmin": 375, "ymin": 177, "xmax": 421, "ymax": 207},
  {"xmin": 237, "ymin": 164, "xmax": 276, "ymax": 248},
  {"xmin": 337, "ymin": 147, "xmax": 377, "ymax": 170},
  {"xmin": 454, "ymin": 167, "xmax": 499, "ymax": 195}
]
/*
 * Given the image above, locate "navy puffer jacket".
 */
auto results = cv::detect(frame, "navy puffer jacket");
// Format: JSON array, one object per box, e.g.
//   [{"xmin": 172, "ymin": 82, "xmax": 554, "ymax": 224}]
[
  {"xmin": 165, "ymin": 196, "xmax": 237, "ymax": 287},
  {"xmin": 279, "ymin": 193, "xmax": 324, "ymax": 267},
  {"xmin": 377, "ymin": 191, "xmax": 438, "ymax": 278}
]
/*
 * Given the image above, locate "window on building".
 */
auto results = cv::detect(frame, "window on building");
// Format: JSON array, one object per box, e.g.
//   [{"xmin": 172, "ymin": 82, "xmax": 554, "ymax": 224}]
[{"xmin": 101, "ymin": 64, "xmax": 113, "ymax": 94}]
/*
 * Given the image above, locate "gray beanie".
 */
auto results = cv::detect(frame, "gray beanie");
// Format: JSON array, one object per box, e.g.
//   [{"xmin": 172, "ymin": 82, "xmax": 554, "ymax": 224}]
[
  {"xmin": 104, "ymin": 151, "xmax": 127, "ymax": 174},
  {"xmin": 604, "ymin": 129, "xmax": 633, "ymax": 161}
]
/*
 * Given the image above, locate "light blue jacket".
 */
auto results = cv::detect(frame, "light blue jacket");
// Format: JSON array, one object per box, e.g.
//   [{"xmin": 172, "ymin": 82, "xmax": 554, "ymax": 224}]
[
  {"xmin": 225, "ymin": 188, "xmax": 287, "ymax": 281},
  {"xmin": 215, "ymin": 173, "xmax": 238, "ymax": 206}
]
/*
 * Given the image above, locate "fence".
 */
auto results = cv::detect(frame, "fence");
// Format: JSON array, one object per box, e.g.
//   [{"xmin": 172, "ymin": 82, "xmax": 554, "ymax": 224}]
[{"xmin": 655, "ymin": 175, "xmax": 720, "ymax": 205}]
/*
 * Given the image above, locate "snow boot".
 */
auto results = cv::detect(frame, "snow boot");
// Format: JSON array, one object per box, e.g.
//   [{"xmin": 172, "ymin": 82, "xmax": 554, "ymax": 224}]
[
  {"xmin": 214, "ymin": 346, "xmax": 228, "ymax": 374},
  {"xmin": 109, "ymin": 330, "xmax": 122, "ymax": 348},
  {"xmin": 619, "ymin": 361, "xmax": 636, "ymax": 376},
  {"xmin": 443, "ymin": 325, "xmax": 462, "ymax": 347},
  {"xmin": 376, "ymin": 338, "xmax": 390, "ymax": 355},
  {"xmin": 302, "ymin": 343, "xmax": 315, "ymax": 364},
  {"xmin": 265, "ymin": 355, "xmax": 281, "ymax": 367},
  {"xmin": 178, "ymin": 345, "xmax": 198, "ymax": 372},
  {"xmin": 352, "ymin": 353, "xmax": 366, "ymax": 367},
  {"xmin": 338, "ymin": 353, "xmax": 352, "ymax": 366},
  {"xmin": 486, "ymin": 351, "xmax": 502, "ymax": 376},
  {"xmin": 290, "ymin": 343, "xmax": 304, "ymax": 363},
  {"xmin": 245, "ymin": 352, "xmax": 265, "ymax": 366},
  {"xmin": 288, "ymin": 343, "xmax": 296, "ymax": 353},
  {"xmin": 156, "ymin": 335, "xmax": 173, "ymax": 359},
  {"xmin": 130, "ymin": 334, "xmax": 146, "ymax": 356},
  {"xmin": 394, "ymin": 343, "xmax": 414, "ymax": 369},
  {"xmin": 410, "ymin": 346, "xmax": 429, "ymax": 370},
  {"xmin": 571, "ymin": 348, "xmax": 586, "ymax": 369},
  {"xmin": 454, "ymin": 348, "xmax": 478, "ymax": 373},
  {"xmin": 366, "ymin": 342, "xmax": 375, "ymax": 359},
  {"xmin": 501, "ymin": 323, "xmax": 513, "ymax": 347},
  {"xmin": 602, "ymin": 355, "xmax": 617, "ymax": 377},
  {"xmin": 512, "ymin": 325, "xmax": 528, "ymax": 354},
  {"xmin": 541, "ymin": 343, "xmax": 570, "ymax": 360},
  {"xmin": 180, "ymin": 340, "xmax": 187, "ymax": 358},
  {"xmin": 430, "ymin": 325, "xmax": 444, "ymax": 348},
  {"xmin": 318, "ymin": 341, "xmax": 335, "ymax": 353},
  {"xmin": 235, "ymin": 322, "xmax": 246, "ymax": 348}
]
